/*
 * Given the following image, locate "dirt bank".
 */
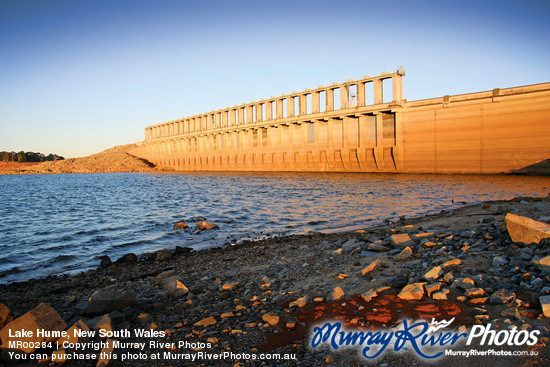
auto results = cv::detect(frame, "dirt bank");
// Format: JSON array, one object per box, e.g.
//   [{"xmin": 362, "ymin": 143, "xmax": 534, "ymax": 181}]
[
  {"xmin": 0, "ymin": 144, "xmax": 165, "ymax": 175},
  {"xmin": 1, "ymin": 196, "xmax": 549, "ymax": 366}
]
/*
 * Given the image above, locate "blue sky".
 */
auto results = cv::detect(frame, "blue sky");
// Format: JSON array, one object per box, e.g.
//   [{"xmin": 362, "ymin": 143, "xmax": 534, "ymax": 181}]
[{"xmin": 1, "ymin": 0, "xmax": 549, "ymax": 158}]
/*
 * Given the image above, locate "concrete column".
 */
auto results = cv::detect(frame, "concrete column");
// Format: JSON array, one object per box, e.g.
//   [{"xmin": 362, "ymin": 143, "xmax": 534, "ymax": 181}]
[
  {"xmin": 266, "ymin": 101, "xmax": 273, "ymax": 120},
  {"xmin": 357, "ymin": 83, "xmax": 365, "ymax": 107},
  {"xmin": 238, "ymin": 107, "xmax": 245, "ymax": 125},
  {"xmin": 392, "ymin": 75, "xmax": 403, "ymax": 104},
  {"xmin": 246, "ymin": 105, "xmax": 253, "ymax": 124},
  {"xmin": 276, "ymin": 99, "xmax": 284, "ymax": 118},
  {"xmin": 326, "ymin": 88, "xmax": 334, "ymax": 111},
  {"xmin": 312, "ymin": 92, "xmax": 320, "ymax": 113},
  {"xmin": 256, "ymin": 103, "xmax": 263, "ymax": 122},
  {"xmin": 340, "ymin": 84, "xmax": 349, "ymax": 109},
  {"xmin": 300, "ymin": 93, "xmax": 307, "ymax": 115},
  {"xmin": 230, "ymin": 109, "xmax": 236, "ymax": 126},
  {"xmin": 288, "ymin": 96, "xmax": 295, "ymax": 117},
  {"xmin": 374, "ymin": 78, "xmax": 383, "ymax": 104}
]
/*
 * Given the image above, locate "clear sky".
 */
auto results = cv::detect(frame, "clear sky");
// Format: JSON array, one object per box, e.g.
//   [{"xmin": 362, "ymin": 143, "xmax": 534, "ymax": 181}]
[{"xmin": 1, "ymin": 0, "xmax": 549, "ymax": 158}]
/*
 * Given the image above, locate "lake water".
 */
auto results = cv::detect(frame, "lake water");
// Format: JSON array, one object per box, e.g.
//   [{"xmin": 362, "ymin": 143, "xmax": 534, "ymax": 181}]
[{"xmin": 1, "ymin": 172, "xmax": 549, "ymax": 284}]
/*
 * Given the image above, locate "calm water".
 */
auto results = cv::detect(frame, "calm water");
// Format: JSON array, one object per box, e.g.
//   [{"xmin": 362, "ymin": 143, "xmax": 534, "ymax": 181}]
[{"xmin": 0, "ymin": 172, "xmax": 549, "ymax": 284}]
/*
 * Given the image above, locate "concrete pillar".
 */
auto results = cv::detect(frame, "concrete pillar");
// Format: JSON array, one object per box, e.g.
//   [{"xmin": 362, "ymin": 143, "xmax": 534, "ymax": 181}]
[
  {"xmin": 266, "ymin": 101, "xmax": 273, "ymax": 120},
  {"xmin": 374, "ymin": 78, "xmax": 383, "ymax": 104},
  {"xmin": 357, "ymin": 82, "xmax": 365, "ymax": 107},
  {"xmin": 392, "ymin": 75, "xmax": 403, "ymax": 104},
  {"xmin": 326, "ymin": 88, "xmax": 334, "ymax": 111},
  {"xmin": 256, "ymin": 103, "xmax": 263, "ymax": 122},
  {"xmin": 288, "ymin": 96, "xmax": 295, "ymax": 117},
  {"xmin": 340, "ymin": 84, "xmax": 349, "ymax": 109},
  {"xmin": 276, "ymin": 99, "xmax": 284, "ymax": 118},
  {"xmin": 300, "ymin": 93, "xmax": 307, "ymax": 115},
  {"xmin": 238, "ymin": 107, "xmax": 245, "ymax": 125},
  {"xmin": 312, "ymin": 91, "xmax": 320, "ymax": 113},
  {"xmin": 246, "ymin": 105, "xmax": 253, "ymax": 124},
  {"xmin": 230, "ymin": 109, "xmax": 236, "ymax": 126}
]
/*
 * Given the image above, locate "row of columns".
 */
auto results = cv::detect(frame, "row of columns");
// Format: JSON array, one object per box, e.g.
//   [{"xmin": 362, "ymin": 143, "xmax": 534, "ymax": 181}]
[
  {"xmin": 145, "ymin": 72, "xmax": 404, "ymax": 141},
  {"xmin": 144, "ymin": 111, "xmax": 401, "ymax": 171}
]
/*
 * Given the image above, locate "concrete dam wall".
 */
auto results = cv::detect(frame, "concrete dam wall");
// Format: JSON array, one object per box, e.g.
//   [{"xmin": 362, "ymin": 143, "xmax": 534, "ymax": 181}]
[{"xmin": 130, "ymin": 69, "xmax": 550, "ymax": 174}]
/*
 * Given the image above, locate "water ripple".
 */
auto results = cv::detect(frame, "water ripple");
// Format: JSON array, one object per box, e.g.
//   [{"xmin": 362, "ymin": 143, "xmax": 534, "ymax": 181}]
[{"xmin": 0, "ymin": 172, "xmax": 549, "ymax": 283}]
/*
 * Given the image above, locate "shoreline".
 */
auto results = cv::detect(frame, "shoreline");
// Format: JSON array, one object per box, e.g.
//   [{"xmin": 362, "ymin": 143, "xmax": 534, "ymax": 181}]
[{"xmin": 1, "ymin": 196, "xmax": 550, "ymax": 366}]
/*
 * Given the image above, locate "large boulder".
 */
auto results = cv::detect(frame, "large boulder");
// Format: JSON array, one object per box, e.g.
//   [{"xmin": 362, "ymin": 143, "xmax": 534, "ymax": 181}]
[
  {"xmin": 0, "ymin": 303, "xmax": 67, "ymax": 354},
  {"xmin": 86, "ymin": 290, "xmax": 136, "ymax": 314},
  {"xmin": 505, "ymin": 213, "xmax": 550, "ymax": 244}
]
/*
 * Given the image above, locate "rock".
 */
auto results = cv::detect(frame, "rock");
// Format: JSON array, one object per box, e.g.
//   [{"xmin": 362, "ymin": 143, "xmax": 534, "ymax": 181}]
[
  {"xmin": 0, "ymin": 303, "xmax": 13, "ymax": 330},
  {"xmin": 262, "ymin": 313, "xmax": 279, "ymax": 326},
  {"xmin": 390, "ymin": 234, "xmax": 415, "ymax": 247},
  {"xmin": 58, "ymin": 320, "xmax": 91, "ymax": 346},
  {"xmin": 331, "ymin": 286, "xmax": 345, "ymax": 301},
  {"xmin": 0, "ymin": 303, "xmax": 67, "ymax": 353},
  {"xmin": 86, "ymin": 290, "xmax": 136, "ymax": 314},
  {"xmin": 174, "ymin": 246, "xmax": 193, "ymax": 255},
  {"xmin": 99, "ymin": 255, "xmax": 112, "ymax": 269},
  {"xmin": 361, "ymin": 289, "xmax": 378, "ymax": 302},
  {"xmin": 398, "ymin": 283, "xmax": 424, "ymax": 300},
  {"xmin": 198, "ymin": 221, "xmax": 219, "ymax": 230},
  {"xmin": 222, "ymin": 282, "xmax": 239, "ymax": 291},
  {"xmin": 395, "ymin": 246, "xmax": 413, "ymax": 261},
  {"xmin": 432, "ymin": 291, "xmax": 447, "ymax": 300},
  {"xmin": 220, "ymin": 312, "xmax": 234, "ymax": 319},
  {"xmin": 490, "ymin": 289, "xmax": 516, "ymax": 304},
  {"xmin": 194, "ymin": 316, "xmax": 217, "ymax": 327},
  {"xmin": 286, "ymin": 317, "xmax": 297, "ymax": 329},
  {"xmin": 390, "ymin": 275, "xmax": 408, "ymax": 289},
  {"xmin": 164, "ymin": 279, "xmax": 189, "ymax": 297},
  {"xmin": 532, "ymin": 255, "xmax": 550, "ymax": 271},
  {"xmin": 88, "ymin": 314, "xmax": 113, "ymax": 334},
  {"xmin": 289, "ymin": 296, "xmax": 307, "ymax": 308},
  {"xmin": 540, "ymin": 296, "xmax": 550, "ymax": 317},
  {"xmin": 96, "ymin": 339, "xmax": 115, "ymax": 367},
  {"xmin": 469, "ymin": 298, "xmax": 488, "ymax": 305},
  {"xmin": 458, "ymin": 278, "xmax": 475, "ymax": 290},
  {"xmin": 442, "ymin": 259, "xmax": 461, "ymax": 268},
  {"xmin": 156, "ymin": 270, "xmax": 176, "ymax": 284},
  {"xmin": 367, "ymin": 243, "xmax": 390, "ymax": 252},
  {"xmin": 492, "ymin": 256, "xmax": 509, "ymax": 266},
  {"xmin": 465, "ymin": 288, "xmax": 486, "ymax": 298},
  {"xmin": 425, "ymin": 283, "xmax": 442, "ymax": 297},
  {"xmin": 424, "ymin": 266, "xmax": 443, "ymax": 281},
  {"xmin": 443, "ymin": 272, "xmax": 454, "ymax": 283},
  {"xmin": 360, "ymin": 259, "xmax": 379, "ymax": 276},
  {"xmin": 505, "ymin": 213, "xmax": 550, "ymax": 244},
  {"xmin": 155, "ymin": 250, "xmax": 173, "ymax": 261},
  {"xmin": 173, "ymin": 221, "xmax": 189, "ymax": 230},
  {"xmin": 116, "ymin": 253, "xmax": 137, "ymax": 264}
]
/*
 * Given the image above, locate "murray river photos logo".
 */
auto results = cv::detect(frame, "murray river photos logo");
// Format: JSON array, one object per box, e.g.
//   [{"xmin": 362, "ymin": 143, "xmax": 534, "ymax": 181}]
[{"xmin": 310, "ymin": 318, "xmax": 540, "ymax": 360}]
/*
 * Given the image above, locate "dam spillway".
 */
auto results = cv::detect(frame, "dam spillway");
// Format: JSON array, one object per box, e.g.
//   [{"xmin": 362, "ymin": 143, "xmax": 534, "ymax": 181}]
[{"xmin": 130, "ymin": 68, "xmax": 550, "ymax": 174}]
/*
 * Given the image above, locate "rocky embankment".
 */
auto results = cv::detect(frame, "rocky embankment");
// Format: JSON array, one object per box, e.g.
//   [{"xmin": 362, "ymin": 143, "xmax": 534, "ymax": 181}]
[
  {"xmin": 1, "ymin": 197, "xmax": 550, "ymax": 366},
  {"xmin": 0, "ymin": 144, "xmax": 163, "ymax": 175}
]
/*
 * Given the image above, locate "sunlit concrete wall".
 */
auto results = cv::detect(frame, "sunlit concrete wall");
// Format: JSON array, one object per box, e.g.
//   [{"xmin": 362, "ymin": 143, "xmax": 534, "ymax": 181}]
[
  {"xmin": 130, "ymin": 70, "xmax": 550, "ymax": 174},
  {"xmin": 402, "ymin": 83, "xmax": 550, "ymax": 174}
]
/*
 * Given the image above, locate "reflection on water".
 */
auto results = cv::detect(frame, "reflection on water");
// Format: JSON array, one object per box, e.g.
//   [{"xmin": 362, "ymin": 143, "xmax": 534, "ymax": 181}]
[{"xmin": 0, "ymin": 172, "xmax": 549, "ymax": 283}]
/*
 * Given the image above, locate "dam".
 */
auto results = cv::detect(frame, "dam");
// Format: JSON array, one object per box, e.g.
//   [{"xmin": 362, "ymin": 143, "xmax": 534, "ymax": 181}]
[{"xmin": 130, "ymin": 68, "xmax": 550, "ymax": 174}]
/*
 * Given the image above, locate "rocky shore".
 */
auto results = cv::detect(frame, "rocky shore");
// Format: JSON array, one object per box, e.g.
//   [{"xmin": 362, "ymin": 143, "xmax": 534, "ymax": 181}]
[
  {"xmin": 0, "ymin": 144, "xmax": 165, "ymax": 175},
  {"xmin": 1, "ymin": 196, "xmax": 550, "ymax": 366}
]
